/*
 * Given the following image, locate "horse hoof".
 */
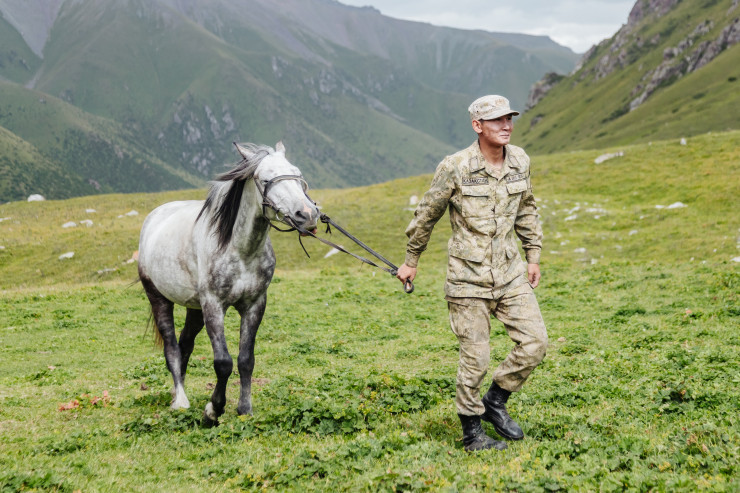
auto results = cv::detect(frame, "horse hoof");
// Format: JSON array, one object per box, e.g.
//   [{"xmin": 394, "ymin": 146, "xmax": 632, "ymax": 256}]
[
  {"xmin": 236, "ymin": 405, "xmax": 253, "ymax": 416},
  {"xmin": 202, "ymin": 402, "xmax": 220, "ymax": 427},
  {"xmin": 170, "ymin": 389, "xmax": 190, "ymax": 410},
  {"xmin": 202, "ymin": 414, "xmax": 219, "ymax": 428}
]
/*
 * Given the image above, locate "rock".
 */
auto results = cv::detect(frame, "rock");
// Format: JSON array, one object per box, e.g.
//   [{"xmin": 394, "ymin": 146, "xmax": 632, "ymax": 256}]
[
  {"xmin": 629, "ymin": 230, "xmax": 639, "ymax": 235},
  {"xmin": 666, "ymin": 202, "xmax": 687, "ymax": 209},
  {"xmin": 557, "ymin": 337, "xmax": 567, "ymax": 343},
  {"xmin": 0, "ymin": 217, "xmax": 11, "ymax": 222},
  {"xmin": 680, "ymin": 138, "xmax": 687, "ymax": 145},
  {"xmin": 27, "ymin": 194, "xmax": 45, "ymax": 202},
  {"xmin": 58, "ymin": 252, "xmax": 74, "ymax": 260},
  {"xmin": 80, "ymin": 219, "xmax": 93, "ymax": 227},
  {"xmin": 574, "ymin": 247, "xmax": 587, "ymax": 253},
  {"xmin": 324, "ymin": 248, "xmax": 340, "ymax": 258},
  {"xmin": 594, "ymin": 151, "xmax": 624, "ymax": 164},
  {"xmin": 526, "ymin": 72, "xmax": 565, "ymax": 110},
  {"xmin": 61, "ymin": 222, "xmax": 77, "ymax": 228},
  {"xmin": 564, "ymin": 214, "xmax": 578, "ymax": 221},
  {"xmin": 125, "ymin": 210, "xmax": 139, "ymax": 217},
  {"xmin": 86, "ymin": 209, "xmax": 97, "ymax": 213},
  {"xmin": 732, "ymin": 257, "xmax": 740, "ymax": 263},
  {"xmin": 409, "ymin": 195, "xmax": 419, "ymax": 206}
]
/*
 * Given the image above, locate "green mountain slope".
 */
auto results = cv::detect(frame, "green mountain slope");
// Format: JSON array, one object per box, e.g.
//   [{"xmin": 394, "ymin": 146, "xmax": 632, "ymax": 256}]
[
  {"xmin": 518, "ymin": 0, "xmax": 740, "ymax": 153},
  {"xmin": 0, "ymin": 9, "xmax": 41, "ymax": 85},
  {"xmin": 0, "ymin": 0, "xmax": 577, "ymax": 202},
  {"xmin": 0, "ymin": 81, "xmax": 204, "ymax": 201}
]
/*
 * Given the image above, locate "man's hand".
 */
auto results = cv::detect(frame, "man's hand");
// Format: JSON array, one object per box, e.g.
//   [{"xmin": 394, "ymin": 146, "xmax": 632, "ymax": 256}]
[
  {"xmin": 396, "ymin": 263, "xmax": 417, "ymax": 284},
  {"xmin": 528, "ymin": 263, "xmax": 541, "ymax": 288}
]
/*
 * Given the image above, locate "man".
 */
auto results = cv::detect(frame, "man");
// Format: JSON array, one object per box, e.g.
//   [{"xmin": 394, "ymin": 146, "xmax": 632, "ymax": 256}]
[{"xmin": 396, "ymin": 95, "xmax": 548, "ymax": 452}]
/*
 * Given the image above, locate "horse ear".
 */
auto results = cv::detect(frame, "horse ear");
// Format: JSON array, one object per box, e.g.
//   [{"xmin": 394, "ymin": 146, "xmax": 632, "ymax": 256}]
[
  {"xmin": 275, "ymin": 141, "xmax": 286, "ymax": 155},
  {"xmin": 234, "ymin": 142, "xmax": 255, "ymax": 159}
]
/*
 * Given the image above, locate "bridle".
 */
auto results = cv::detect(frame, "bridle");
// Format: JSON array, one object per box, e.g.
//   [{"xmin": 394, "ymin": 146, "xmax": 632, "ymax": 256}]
[
  {"xmin": 254, "ymin": 173, "xmax": 414, "ymax": 294},
  {"xmin": 254, "ymin": 173, "xmax": 312, "ymax": 233}
]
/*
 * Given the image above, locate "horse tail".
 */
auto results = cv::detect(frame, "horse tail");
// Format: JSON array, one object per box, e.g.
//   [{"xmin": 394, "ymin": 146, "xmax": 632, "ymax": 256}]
[
  {"xmin": 147, "ymin": 310, "xmax": 164, "ymax": 348},
  {"xmin": 135, "ymin": 273, "xmax": 164, "ymax": 348}
]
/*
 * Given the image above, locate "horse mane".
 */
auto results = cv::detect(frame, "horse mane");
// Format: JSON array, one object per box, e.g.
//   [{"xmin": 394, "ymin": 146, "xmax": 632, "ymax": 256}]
[{"xmin": 197, "ymin": 144, "xmax": 272, "ymax": 249}]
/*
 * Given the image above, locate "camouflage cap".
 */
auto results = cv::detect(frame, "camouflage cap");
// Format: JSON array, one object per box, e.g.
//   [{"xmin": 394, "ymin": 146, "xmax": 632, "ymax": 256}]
[{"xmin": 468, "ymin": 95, "xmax": 520, "ymax": 121}]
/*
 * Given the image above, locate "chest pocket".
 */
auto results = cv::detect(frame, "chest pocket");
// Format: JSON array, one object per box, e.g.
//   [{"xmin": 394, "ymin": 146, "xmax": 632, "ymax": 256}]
[
  {"xmin": 461, "ymin": 185, "xmax": 491, "ymax": 217},
  {"xmin": 503, "ymin": 178, "xmax": 527, "ymax": 214},
  {"xmin": 505, "ymin": 178, "xmax": 527, "ymax": 194}
]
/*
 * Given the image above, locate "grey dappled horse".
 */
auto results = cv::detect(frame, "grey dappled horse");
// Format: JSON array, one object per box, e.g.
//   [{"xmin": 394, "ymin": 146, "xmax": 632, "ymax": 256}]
[{"xmin": 138, "ymin": 142, "xmax": 319, "ymax": 425}]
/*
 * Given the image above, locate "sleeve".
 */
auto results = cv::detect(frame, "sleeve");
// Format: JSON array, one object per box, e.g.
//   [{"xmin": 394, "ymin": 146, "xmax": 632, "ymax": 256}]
[
  {"xmin": 515, "ymin": 158, "xmax": 543, "ymax": 265},
  {"xmin": 404, "ymin": 159, "xmax": 455, "ymax": 268}
]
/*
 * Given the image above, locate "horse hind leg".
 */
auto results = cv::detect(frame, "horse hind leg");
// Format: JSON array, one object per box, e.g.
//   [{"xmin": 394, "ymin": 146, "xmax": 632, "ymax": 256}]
[
  {"xmin": 178, "ymin": 308, "xmax": 205, "ymax": 383},
  {"xmin": 140, "ymin": 276, "xmax": 190, "ymax": 410}
]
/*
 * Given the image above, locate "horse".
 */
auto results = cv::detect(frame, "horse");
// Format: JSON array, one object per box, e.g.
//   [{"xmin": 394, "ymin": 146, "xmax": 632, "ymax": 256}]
[{"xmin": 137, "ymin": 141, "xmax": 319, "ymax": 425}]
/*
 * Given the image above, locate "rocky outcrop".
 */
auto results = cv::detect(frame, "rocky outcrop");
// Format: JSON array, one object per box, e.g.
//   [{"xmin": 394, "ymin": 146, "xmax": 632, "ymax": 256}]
[
  {"xmin": 574, "ymin": 0, "xmax": 678, "ymax": 81},
  {"xmin": 630, "ymin": 17, "xmax": 740, "ymax": 111},
  {"xmin": 573, "ymin": 0, "xmax": 739, "ymax": 113},
  {"xmin": 627, "ymin": 0, "xmax": 681, "ymax": 26},
  {"xmin": 525, "ymin": 72, "xmax": 565, "ymax": 110}
]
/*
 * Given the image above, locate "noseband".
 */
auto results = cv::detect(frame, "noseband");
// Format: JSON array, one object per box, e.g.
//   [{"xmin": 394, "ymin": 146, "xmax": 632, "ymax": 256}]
[{"xmin": 255, "ymin": 174, "xmax": 314, "ymax": 232}]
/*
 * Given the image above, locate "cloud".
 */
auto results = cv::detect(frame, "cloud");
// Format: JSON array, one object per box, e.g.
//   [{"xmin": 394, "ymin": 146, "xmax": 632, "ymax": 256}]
[{"xmin": 339, "ymin": 0, "xmax": 635, "ymax": 52}]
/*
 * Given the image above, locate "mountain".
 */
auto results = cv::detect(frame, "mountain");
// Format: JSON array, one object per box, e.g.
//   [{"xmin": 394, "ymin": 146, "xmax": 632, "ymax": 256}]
[
  {"xmin": 0, "ymin": 0, "xmax": 578, "ymax": 201},
  {"xmin": 517, "ymin": 0, "xmax": 740, "ymax": 153}
]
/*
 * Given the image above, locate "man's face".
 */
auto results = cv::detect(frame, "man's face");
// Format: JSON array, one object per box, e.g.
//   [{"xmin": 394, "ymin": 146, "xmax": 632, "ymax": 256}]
[{"xmin": 473, "ymin": 115, "xmax": 514, "ymax": 146}]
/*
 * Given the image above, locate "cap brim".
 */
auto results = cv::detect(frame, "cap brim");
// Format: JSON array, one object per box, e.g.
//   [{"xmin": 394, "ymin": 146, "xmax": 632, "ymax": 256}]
[{"xmin": 477, "ymin": 109, "xmax": 520, "ymax": 120}]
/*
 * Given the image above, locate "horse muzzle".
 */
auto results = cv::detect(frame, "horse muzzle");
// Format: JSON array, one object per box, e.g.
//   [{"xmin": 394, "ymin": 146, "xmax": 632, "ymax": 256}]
[{"xmin": 291, "ymin": 207, "xmax": 319, "ymax": 236}]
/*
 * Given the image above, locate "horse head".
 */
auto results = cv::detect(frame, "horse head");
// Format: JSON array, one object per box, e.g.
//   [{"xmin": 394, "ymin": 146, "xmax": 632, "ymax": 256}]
[{"xmin": 235, "ymin": 142, "xmax": 319, "ymax": 235}]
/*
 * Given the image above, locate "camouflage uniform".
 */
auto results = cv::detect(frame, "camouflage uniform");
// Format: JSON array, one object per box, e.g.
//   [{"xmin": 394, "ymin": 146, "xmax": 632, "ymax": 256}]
[{"xmin": 405, "ymin": 141, "xmax": 548, "ymax": 416}]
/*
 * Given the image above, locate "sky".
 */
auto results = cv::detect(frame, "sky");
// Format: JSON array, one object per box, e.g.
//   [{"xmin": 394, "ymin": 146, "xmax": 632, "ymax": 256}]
[{"xmin": 337, "ymin": 0, "xmax": 636, "ymax": 53}]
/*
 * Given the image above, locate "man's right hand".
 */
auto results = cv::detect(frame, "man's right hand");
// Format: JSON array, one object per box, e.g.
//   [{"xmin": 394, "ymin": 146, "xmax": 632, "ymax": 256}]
[{"xmin": 396, "ymin": 263, "xmax": 417, "ymax": 284}]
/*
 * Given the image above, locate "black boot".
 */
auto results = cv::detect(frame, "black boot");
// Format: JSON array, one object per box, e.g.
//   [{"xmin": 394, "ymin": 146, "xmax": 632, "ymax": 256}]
[
  {"xmin": 458, "ymin": 414, "xmax": 507, "ymax": 452},
  {"xmin": 481, "ymin": 382, "xmax": 524, "ymax": 440}
]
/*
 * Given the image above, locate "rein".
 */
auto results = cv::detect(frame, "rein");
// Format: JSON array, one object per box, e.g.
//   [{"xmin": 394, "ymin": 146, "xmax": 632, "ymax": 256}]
[{"xmin": 255, "ymin": 173, "xmax": 414, "ymax": 294}]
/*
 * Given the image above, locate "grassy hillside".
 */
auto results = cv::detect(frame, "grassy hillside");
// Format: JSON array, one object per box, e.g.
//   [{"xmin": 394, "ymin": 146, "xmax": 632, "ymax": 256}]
[
  {"xmin": 518, "ymin": 0, "xmax": 740, "ymax": 153},
  {"xmin": 0, "ymin": 131, "xmax": 738, "ymax": 491},
  {"xmin": 0, "ymin": 80, "xmax": 205, "ymax": 202}
]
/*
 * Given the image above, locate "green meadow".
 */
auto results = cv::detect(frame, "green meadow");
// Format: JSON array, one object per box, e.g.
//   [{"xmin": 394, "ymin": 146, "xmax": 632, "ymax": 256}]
[{"xmin": 0, "ymin": 131, "xmax": 738, "ymax": 491}]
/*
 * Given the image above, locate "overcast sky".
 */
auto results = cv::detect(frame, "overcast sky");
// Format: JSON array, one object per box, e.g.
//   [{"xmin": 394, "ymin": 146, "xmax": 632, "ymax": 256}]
[{"xmin": 338, "ymin": 0, "xmax": 636, "ymax": 53}]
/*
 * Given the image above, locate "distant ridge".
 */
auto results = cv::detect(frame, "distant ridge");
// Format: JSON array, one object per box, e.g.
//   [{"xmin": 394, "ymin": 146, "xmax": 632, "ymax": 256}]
[{"xmin": 0, "ymin": 0, "xmax": 577, "ymax": 202}]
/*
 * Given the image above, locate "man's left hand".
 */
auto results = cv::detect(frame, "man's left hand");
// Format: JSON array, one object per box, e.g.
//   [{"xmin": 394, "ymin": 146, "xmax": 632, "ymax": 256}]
[{"xmin": 528, "ymin": 264, "xmax": 541, "ymax": 288}]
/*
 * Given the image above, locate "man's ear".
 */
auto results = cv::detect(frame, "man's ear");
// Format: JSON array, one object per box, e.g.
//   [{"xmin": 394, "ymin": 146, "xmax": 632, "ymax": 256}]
[{"xmin": 471, "ymin": 120, "xmax": 483, "ymax": 135}]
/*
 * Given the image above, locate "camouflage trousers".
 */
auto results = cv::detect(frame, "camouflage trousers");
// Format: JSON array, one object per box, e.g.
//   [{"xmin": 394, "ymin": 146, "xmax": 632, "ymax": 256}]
[{"xmin": 447, "ymin": 282, "xmax": 548, "ymax": 416}]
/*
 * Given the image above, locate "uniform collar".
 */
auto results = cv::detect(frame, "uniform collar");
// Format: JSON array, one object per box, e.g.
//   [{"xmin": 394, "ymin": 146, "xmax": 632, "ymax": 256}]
[
  {"xmin": 468, "ymin": 141, "xmax": 486, "ymax": 173},
  {"xmin": 470, "ymin": 141, "xmax": 515, "ymax": 178}
]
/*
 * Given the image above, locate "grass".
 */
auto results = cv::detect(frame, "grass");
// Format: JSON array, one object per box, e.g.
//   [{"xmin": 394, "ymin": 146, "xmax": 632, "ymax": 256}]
[{"xmin": 0, "ymin": 130, "xmax": 739, "ymax": 491}]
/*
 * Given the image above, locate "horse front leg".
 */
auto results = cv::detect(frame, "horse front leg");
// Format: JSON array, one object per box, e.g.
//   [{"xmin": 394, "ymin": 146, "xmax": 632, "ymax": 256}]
[
  {"xmin": 201, "ymin": 301, "xmax": 232, "ymax": 426},
  {"xmin": 236, "ymin": 294, "xmax": 267, "ymax": 416}
]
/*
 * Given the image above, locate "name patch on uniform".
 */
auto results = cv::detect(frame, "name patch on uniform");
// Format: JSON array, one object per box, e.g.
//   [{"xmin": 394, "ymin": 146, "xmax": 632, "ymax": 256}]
[
  {"xmin": 462, "ymin": 177, "xmax": 489, "ymax": 185},
  {"xmin": 506, "ymin": 173, "xmax": 528, "ymax": 182}
]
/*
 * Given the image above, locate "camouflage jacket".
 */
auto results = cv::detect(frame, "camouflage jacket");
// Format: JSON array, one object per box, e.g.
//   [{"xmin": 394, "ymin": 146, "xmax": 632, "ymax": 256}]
[{"xmin": 404, "ymin": 141, "xmax": 542, "ymax": 299}]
